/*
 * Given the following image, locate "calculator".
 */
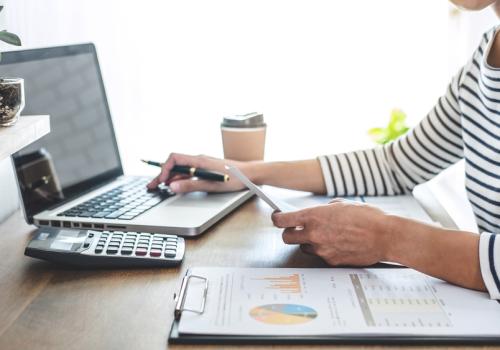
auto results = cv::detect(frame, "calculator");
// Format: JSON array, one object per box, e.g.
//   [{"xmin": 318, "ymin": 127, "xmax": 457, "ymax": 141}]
[{"xmin": 25, "ymin": 228, "xmax": 185, "ymax": 267}]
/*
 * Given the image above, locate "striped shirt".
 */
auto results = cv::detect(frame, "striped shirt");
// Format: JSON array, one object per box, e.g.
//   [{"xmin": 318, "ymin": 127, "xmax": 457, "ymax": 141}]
[{"xmin": 318, "ymin": 26, "xmax": 500, "ymax": 299}]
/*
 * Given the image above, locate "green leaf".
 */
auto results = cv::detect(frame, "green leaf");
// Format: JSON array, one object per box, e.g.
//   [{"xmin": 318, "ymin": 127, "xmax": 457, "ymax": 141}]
[
  {"xmin": 368, "ymin": 127, "xmax": 389, "ymax": 145},
  {"xmin": 0, "ymin": 30, "xmax": 21, "ymax": 46},
  {"xmin": 367, "ymin": 109, "xmax": 410, "ymax": 145}
]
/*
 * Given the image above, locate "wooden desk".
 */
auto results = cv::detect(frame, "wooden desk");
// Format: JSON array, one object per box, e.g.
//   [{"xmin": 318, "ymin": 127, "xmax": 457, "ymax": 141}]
[{"xmin": 0, "ymin": 197, "xmax": 495, "ymax": 350}]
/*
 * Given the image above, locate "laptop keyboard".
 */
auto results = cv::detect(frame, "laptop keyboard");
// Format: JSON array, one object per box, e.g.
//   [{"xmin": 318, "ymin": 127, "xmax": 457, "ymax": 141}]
[{"xmin": 57, "ymin": 178, "xmax": 175, "ymax": 220}]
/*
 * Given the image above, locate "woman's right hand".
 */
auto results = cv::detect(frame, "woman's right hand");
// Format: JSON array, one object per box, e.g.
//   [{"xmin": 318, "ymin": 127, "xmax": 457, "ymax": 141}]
[{"xmin": 146, "ymin": 153, "xmax": 250, "ymax": 193}]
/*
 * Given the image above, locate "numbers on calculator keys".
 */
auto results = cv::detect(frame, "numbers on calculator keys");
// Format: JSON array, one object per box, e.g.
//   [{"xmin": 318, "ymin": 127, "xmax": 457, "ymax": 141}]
[{"xmin": 93, "ymin": 231, "xmax": 179, "ymax": 258}]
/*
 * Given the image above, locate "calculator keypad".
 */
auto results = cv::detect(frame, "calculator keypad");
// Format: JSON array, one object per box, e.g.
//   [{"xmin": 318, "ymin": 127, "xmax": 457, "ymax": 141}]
[{"xmin": 91, "ymin": 231, "xmax": 179, "ymax": 259}]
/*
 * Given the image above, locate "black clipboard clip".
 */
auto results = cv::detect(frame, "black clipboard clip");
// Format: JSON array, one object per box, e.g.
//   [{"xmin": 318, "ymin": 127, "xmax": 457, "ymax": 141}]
[{"xmin": 174, "ymin": 273, "xmax": 209, "ymax": 320}]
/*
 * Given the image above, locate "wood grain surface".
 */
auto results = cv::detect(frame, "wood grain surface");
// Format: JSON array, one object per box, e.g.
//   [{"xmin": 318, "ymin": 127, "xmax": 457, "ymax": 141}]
[{"xmin": 0, "ymin": 197, "xmax": 497, "ymax": 350}]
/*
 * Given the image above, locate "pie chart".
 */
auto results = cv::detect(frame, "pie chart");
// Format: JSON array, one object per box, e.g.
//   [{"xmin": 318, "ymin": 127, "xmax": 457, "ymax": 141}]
[{"xmin": 249, "ymin": 304, "xmax": 318, "ymax": 325}]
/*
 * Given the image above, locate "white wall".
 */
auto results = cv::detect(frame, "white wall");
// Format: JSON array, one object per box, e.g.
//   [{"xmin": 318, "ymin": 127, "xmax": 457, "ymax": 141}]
[{"xmin": 0, "ymin": 0, "xmax": 498, "ymax": 221}]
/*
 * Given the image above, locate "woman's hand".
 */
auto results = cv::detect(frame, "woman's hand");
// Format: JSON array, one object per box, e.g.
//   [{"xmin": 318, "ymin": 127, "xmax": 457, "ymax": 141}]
[
  {"xmin": 147, "ymin": 153, "xmax": 251, "ymax": 193},
  {"xmin": 271, "ymin": 199, "xmax": 395, "ymax": 266}
]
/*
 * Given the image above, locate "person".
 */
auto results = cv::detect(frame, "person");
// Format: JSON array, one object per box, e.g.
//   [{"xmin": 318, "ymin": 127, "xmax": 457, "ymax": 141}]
[{"xmin": 148, "ymin": 0, "xmax": 500, "ymax": 298}]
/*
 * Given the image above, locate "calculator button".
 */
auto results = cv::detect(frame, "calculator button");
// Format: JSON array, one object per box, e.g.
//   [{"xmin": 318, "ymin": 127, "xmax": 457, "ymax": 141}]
[
  {"xmin": 88, "ymin": 233, "xmax": 94, "ymax": 238},
  {"xmin": 150, "ymin": 249, "xmax": 162, "ymax": 257},
  {"xmin": 166, "ymin": 238, "xmax": 177, "ymax": 243},
  {"xmin": 165, "ymin": 243, "xmax": 177, "ymax": 249},
  {"xmin": 151, "ymin": 244, "xmax": 163, "ymax": 250},
  {"xmin": 121, "ymin": 248, "xmax": 133, "ymax": 255},
  {"xmin": 106, "ymin": 247, "xmax": 118, "ymax": 254},
  {"xmin": 164, "ymin": 249, "xmax": 176, "ymax": 258},
  {"xmin": 135, "ymin": 248, "xmax": 147, "ymax": 256},
  {"xmin": 95, "ymin": 246, "xmax": 104, "ymax": 254}
]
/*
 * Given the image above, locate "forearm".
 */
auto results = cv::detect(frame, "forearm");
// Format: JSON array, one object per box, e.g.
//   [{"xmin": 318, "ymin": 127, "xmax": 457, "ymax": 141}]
[
  {"xmin": 385, "ymin": 216, "xmax": 486, "ymax": 291},
  {"xmin": 244, "ymin": 159, "xmax": 327, "ymax": 194}
]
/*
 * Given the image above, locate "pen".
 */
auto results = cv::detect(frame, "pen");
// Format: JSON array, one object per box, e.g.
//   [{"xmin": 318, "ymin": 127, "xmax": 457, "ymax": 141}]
[{"xmin": 141, "ymin": 159, "xmax": 229, "ymax": 182}]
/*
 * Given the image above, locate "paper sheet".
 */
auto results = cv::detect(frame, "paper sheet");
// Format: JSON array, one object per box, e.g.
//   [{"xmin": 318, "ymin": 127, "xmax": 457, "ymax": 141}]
[
  {"xmin": 226, "ymin": 165, "xmax": 297, "ymax": 212},
  {"xmin": 178, "ymin": 267, "xmax": 500, "ymax": 337},
  {"xmin": 359, "ymin": 196, "xmax": 437, "ymax": 226}
]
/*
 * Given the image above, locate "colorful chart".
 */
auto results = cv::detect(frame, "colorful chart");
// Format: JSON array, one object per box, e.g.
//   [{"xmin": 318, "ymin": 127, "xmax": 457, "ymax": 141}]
[
  {"xmin": 252, "ymin": 273, "xmax": 302, "ymax": 294},
  {"xmin": 249, "ymin": 304, "xmax": 318, "ymax": 325}
]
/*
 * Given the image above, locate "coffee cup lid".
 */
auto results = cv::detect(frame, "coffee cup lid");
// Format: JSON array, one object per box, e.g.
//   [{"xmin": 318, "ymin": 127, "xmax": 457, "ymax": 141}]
[{"xmin": 221, "ymin": 112, "xmax": 265, "ymax": 128}]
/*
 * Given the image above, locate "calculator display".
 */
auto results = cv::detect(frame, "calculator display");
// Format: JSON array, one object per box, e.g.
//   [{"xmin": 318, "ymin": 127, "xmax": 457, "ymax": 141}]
[{"xmin": 49, "ymin": 230, "xmax": 84, "ymax": 251}]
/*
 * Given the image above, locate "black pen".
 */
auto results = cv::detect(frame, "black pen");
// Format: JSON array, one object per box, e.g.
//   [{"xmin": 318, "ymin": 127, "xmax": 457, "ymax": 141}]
[{"xmin": 141, "ymin": 159, "xmax": 229, "ymax": 182}]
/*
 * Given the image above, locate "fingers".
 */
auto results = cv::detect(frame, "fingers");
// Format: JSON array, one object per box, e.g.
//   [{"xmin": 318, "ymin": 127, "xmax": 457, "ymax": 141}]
[
  {"xmin": 158, "ymin": 153, "xmax": 202, "ymax": 185},
  {"xmin": 282, "ymin": 226, "xmax": 308, "ymax": 244},
  {"xmin": 272, "ymin": 210, "xmax": 306, "ymax": 228},
  {"xmin": 147, "ymin": 153, "xmax": 204, "ymax": 189},
  {"xmin": 169, "ymin": 178, "xmax": 221, "ymax": 193},
  {"xmin": 300, "ymin": 244, "xmax": 315, "ymax": 255},
  {"xmin": 147, "ymin": 175, "xmax": 162, "ymax": 189},
  {"xmin": 165, "ymin": 174, "xmax": 190, "ymax": 185}
]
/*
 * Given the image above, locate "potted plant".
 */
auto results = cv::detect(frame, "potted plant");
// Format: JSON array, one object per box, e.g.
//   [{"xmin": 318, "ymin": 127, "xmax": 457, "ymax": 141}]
[{"xmin": 0, "ymin": 5, "xmax": 22, "ymax": 127}]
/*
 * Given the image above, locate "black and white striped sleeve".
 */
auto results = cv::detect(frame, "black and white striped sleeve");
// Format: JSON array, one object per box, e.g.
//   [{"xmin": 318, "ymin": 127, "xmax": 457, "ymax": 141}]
[
  {"xmin": 479, "ymin": 233, "xmax": 500, "ymax": 300},
  {"xmin": 318, "ymin": 68, "xmax": 465, "ymax": 197}
]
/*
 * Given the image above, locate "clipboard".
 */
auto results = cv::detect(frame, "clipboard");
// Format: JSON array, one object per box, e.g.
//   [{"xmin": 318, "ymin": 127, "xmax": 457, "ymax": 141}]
[{"xmin": 168, "ymin": 270, "xmax": 500, "ymax": 345}]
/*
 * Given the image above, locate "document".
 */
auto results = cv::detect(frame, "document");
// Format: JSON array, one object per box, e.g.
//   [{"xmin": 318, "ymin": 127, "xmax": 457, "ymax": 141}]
[
  {"xmin": 178, "ymin": 267, "xmax": 500, "ymax": 337},
  {"xmin": 360, "ymin": 196, "xmax": 437, "ymax": 226},
  {"xmin": 226, "ymin": 165, "xmax": 297, "ymax": 212}
]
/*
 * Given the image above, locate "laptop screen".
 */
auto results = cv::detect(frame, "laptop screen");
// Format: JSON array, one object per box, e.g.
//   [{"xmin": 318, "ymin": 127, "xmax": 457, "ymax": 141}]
[{"xmin": 2, "ymin": 44, "xmax": 123, "ymax": 222}]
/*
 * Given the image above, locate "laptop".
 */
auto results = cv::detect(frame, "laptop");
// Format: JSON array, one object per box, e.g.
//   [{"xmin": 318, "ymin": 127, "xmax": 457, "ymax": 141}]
[{"xmin": 2, "ymin": 43, "xmax": 252, "ymax": 236}]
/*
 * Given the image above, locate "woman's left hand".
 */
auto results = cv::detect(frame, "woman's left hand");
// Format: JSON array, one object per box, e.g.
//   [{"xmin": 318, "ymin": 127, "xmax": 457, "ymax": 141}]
[{"xmin": 271, "ymin": 199, "xmax": 395, "ymax": 266}]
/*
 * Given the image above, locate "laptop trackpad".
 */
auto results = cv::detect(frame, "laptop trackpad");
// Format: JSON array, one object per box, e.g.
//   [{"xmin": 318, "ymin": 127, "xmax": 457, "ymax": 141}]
[{"xmin": 169, "ymin": 192, "xmax": 240, "ymax": 208}]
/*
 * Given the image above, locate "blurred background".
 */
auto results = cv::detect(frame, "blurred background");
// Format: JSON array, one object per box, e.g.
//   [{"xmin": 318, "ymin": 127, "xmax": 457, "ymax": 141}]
[{"xmin": 2, "ymin": 0, "xmax": 498, "ymax": 178}]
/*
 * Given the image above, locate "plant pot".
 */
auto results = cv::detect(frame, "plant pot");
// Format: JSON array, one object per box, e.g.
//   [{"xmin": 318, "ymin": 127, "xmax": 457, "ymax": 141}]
[{"xmin": 0, "ymin": 78, "xmax": 25, "ymax": 127}]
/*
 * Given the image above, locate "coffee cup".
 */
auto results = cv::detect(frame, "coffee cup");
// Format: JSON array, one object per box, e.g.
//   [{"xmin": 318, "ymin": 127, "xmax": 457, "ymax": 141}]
[{"xmin": 221, "ymin": 112, "xmax": 266, "ymax": 161}]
